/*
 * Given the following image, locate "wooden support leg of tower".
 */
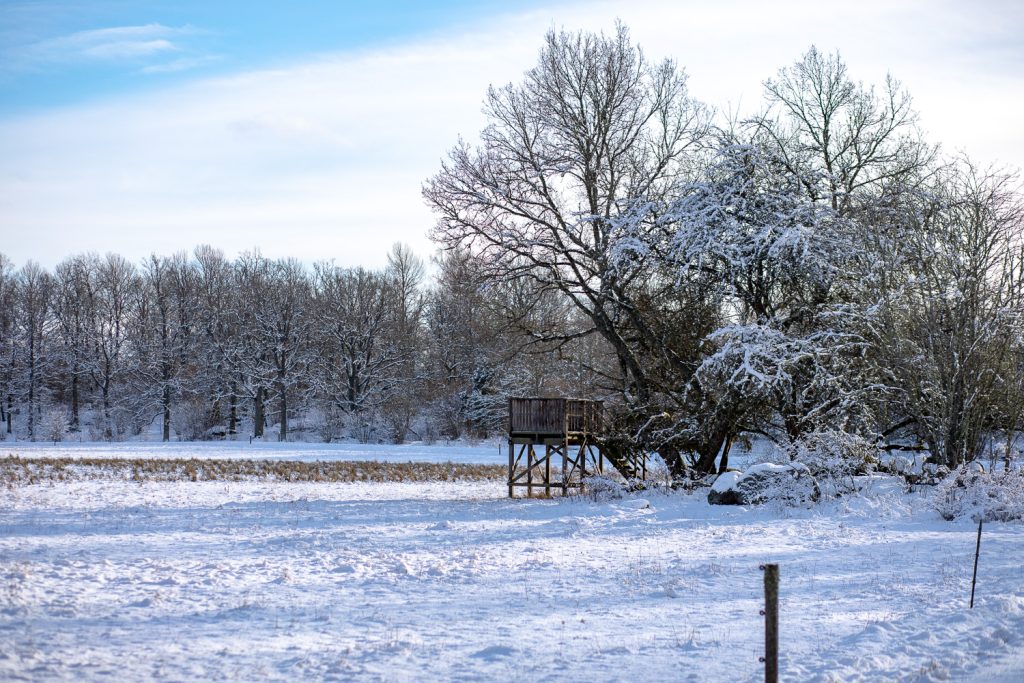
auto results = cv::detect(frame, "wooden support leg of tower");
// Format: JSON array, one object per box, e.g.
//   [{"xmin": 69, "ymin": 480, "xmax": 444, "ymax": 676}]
[
  {"xmin": 578, "ymin": 438, "xmax": 585, "ymax": 483},
  {"xmin": 544, "ymin": 444, "xmax": 551, "ymax": 496},
  {"xmin": 562, "ymin": 443, "xmax": 568, "ymax": 496},
  {"xmin": 527, "ymin": 445, "xmax": 534, "ymax": 497},
  {"xmin": 507, "ymin": 440, "xmax": 514, "ymax": 498}
]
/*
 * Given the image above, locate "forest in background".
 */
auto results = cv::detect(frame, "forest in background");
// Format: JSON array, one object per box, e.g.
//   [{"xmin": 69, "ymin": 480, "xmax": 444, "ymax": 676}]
[
  {"xmin": 2, "ymin": 24, "xmax": 1022, "ymax": 479},
  {"xmin": 0, "ymin": 242, "xmax": 595, "ymax": 446}
]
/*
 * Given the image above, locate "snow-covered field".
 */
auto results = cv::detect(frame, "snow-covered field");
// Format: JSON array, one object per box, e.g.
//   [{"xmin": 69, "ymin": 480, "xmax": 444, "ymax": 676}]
[
  {"xmin": 2, "ymin": 453, "xmax": 1023, "ymax": 681},
  {"xmin": 2, "ymin": 439, "xmax": 508, "ymax": 464}
]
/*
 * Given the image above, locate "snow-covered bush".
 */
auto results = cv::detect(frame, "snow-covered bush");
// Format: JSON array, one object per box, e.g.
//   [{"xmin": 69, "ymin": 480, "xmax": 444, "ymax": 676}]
[
  {"xmin": 933, "ymin": 466, "xmax": 1024, "ymax": 522},
  {"xmin": 583, "ymin": 475, "xmax": 627, "ymax": 502},
  {"xmin": 42, "ymin": 410, "xmax": 67, "ymax": 443},
  {"xmin": 789, "ymin": 430, "xmax": 880, "ymax": 499},
  {"xmin": 172, "ymin": 399, "xmax": 215, "ymax": 441},
  {"xmin": 708, "ymin": 463, "xmax": 819, "ymax": 506}
]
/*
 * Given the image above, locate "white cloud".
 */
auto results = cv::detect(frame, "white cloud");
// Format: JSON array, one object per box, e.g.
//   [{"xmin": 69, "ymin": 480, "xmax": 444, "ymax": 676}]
[
  {"xmin": 140, "ymin": 55, "xmax": 221, "ymax": 75},
  {"xmin": 81, "ymin": 38, "xmax": 176, "ymax": 60},
  {"xmin": 0, "ymin": 0, "xmax": 1022, "ymax": 269},
  {"xmin": 15, "ymin": 23, "xmax": 191, "ymax": 65}
]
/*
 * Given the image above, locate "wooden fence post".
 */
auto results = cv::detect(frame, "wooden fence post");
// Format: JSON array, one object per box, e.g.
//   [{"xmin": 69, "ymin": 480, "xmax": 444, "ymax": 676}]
[{"xmin": 761, "ymin": 563, "xmax": 779, "ymax": 683}]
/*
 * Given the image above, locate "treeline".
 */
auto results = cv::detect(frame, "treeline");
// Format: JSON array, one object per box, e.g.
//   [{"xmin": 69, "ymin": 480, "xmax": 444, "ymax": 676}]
[
  {"xmin": 0, "ymin": 244, "xmax": 600, "ymax": 444},
  {"xmin": 424, "ymin": 25, "xmax": 1024, "ymax": 475}
]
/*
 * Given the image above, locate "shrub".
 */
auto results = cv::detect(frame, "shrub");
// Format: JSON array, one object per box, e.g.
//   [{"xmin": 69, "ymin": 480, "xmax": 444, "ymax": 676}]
[
  {"xmin": 708, "ymin": 463, "xmax": 819, "ymax": 506},
  {"xmin": 933, "ymin": 466, "xmax": 1024, "ymax": 522},
  {"xmin": 42, "ymin": 410, "xmax": 67, "ymax": 443},
  {"xmin": 583, "ymin": 475, "xmax": 627, "ymax": 501},
  {"xmin": 789, "ymin": 430, "xmax": 881, "ymax": 499}
]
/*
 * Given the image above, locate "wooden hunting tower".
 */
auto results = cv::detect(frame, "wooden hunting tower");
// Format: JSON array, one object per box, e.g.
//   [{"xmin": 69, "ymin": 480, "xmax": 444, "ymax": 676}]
[{"xmin": 507, "ymin": 397, "xmax": 646, "ymax": 497}]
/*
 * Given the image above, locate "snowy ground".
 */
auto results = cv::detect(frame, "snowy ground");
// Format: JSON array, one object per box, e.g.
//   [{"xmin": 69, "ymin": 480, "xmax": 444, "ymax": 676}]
[
  {"xmin": 1, "ymin": 439, "xmax": 509, "ymax": 464},
  {"xmin": 2, "ymin": 462, "xmax": 1023, "ymax": 682}
]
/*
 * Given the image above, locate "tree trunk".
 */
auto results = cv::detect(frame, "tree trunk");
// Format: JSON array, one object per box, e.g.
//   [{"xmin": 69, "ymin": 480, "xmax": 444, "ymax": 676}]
[
  {"xmin": 696, "ymin": 431, "xmax": 729, "ymax": 474},
  {"xmin": 102, "ymin": 380, "xmax": 112, "ymax": 440},
  {"xmin": 718, "ymin": 434, "xmax": 735, "ymax": 474},
  {"xmin": 659, "ymin": 445, "xmax": 689, "ymax": 480},
  {"xmin": 278, "ymin": 378, "xmax": 287, "ymax": 442},
  {"xmin": 70, "ymin": 373, "xmax": 79, "ymax": 432},
  {"xmin": 228, "ymin": 383, "xmax": 237, "ymax": 436},
  {"xmin": 162, "ymin": 382, "xmax": 171, "ymax": 442},
  {"xmin": 253, "ymin": 386, "xmax": 265, "ymax": 439},
  {"xmin": 27, "ymin": 342, "xmax": 35, "ymax": 441}
]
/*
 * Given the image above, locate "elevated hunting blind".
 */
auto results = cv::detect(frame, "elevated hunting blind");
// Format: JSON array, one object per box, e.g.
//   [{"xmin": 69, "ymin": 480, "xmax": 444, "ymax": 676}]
[{"xmin": 507, "ymin": 397, "xmax": 646, "ymax": 497}]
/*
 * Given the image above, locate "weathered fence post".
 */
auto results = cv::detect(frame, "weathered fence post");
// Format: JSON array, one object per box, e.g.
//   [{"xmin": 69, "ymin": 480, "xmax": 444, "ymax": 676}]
[
  {"xmin": 970, "ymin": 518, "xmax": 983, "ymax": 609},
  {"xmin": 760, "ymin": 563, "xmax": 779, "ymax": 683}
]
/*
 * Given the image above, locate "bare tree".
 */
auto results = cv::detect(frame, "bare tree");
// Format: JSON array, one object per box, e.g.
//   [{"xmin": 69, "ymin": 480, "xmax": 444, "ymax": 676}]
[
  {"xmin": 85, "ymin": 253, "xmax": 138, "ymax": 439},
  {"xmin": 875, "ymin": 160, "xmax": 1024, "ymax": 468},
  {"xmin": 14, "ymin": 262, "xmax": 53, "ymax": 440},
  {"xmin": 135, "ymin": 253, "xmax": 199, "ymax": 441},
  {"xmin": 310, "ymin": 264, "xmax": 400, "ymax": 441},
  {"xmin": 229, "ymin": 253, "xmax": 311, "ymax": 441},
  {"xmin": 382, "ymin": 243, "xmax": 425, "ymax": 442},
  {"xmin": 756, "ymin": 46, "xmax": 935, "ymax": 214},
  {"xmin": 0, "ymin": 254, "xmax": 16, "ymax": 436},
  {"xmin": 193, "ymin": 245, "xmax": 242, "ymax": 437},
  {"xmin": 425, "ymin": 24, "xmax": 714, "ymax": 474},
  {"xmin": 52, "ymin": 255, "xmax": 96, "ymax": 433}
]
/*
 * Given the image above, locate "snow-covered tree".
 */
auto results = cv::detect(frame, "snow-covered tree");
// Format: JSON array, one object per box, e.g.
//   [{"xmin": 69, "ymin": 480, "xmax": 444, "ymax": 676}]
[
  {"xmin": 755, "ymin": 46, "xmax": 934, "ymax": 215},
  {"xmin": 662, "ymin": 141, "xmax": 871, "ymax": 448},
  {"xmin": 134, "ymin": 253, "xmax": 199, "ymax": 441},
  {"xmin": 193, "ymin": 245, "xmax": 243, "ymax": 437},
  {"xmin": 227, "ymin": 253, "xmax": 312, "ymax": 441},
  {"xmin": 52, "ymin": 255, "xmax": 95, "ymax": 433},
  {"xmin": 84, "ymin": 254, "xmax": 138, "ymax": 439},
  {"xmin": 13, "ymin": 262, "xmax": 54, "ymax": 440},
  {"xmin": 310, "ymin": 263, "xmax": 400, "ymax": 441},
  {"xmin": 381, "ymin": 243, "xmax": 425, "ymax": 443},
  {"xmin": 0, "ymin": 254, "xmax": 16, "ymax": 436},
  {"xmin": 872, "ymin": 161, "xmax": 1024, "ymax": 467},
  {"xmin": 425, "ymin": 24, "xmax": 715, "ymax": 475}
]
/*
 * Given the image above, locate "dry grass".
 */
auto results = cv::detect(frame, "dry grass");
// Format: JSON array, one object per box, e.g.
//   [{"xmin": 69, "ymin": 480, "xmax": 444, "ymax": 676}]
[{"xmin": 0, "ymin": 456, "xmax": 505, "ymax": 486}]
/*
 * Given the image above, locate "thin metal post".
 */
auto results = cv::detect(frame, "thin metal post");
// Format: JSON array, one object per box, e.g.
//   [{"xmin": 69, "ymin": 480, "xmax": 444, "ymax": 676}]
[{"xmin": 970, "ymin": 518, "xmax": 983, "ymax": 608}]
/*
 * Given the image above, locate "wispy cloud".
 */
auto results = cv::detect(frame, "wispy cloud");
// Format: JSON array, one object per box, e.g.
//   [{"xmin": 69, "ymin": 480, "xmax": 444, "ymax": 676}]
[
  {"xmin": 141, "ymin": 55, "xmax": 221, "ymax": 75},
  {"xmin": 28, "ymin": 23, "xmax": 184, "ymax": 61},
  {"xmin": 4, "ymin": 22, "xmax": 211, "ymax": 74}
]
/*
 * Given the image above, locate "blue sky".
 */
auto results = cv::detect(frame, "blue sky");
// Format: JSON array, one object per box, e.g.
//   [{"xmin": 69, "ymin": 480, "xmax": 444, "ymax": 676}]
[
  {"xmin": 0, "ymin": 1, "xmax": 544, "ymax": 113},
  {"xmin": 1, "ymin": 0, "xmax": 1022, "ymax": 269}
]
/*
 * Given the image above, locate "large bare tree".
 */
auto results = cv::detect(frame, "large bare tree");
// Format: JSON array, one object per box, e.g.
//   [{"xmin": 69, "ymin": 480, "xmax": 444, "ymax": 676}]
[{"xmin": 425, "ymin": 24, "xmax": 714, "ymax": 474}]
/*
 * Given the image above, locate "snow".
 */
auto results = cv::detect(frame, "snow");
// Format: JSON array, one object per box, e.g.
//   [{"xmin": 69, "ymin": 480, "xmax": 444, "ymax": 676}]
[
  {"xmin": 1, "ymin": 439, "xmax": 508, "ymax": 464},
  {"xmin": 711, "ymin": 470, "xmax": 742, "ymax": 492},
  {"xmin": 2, "ymin": 451, "xmax": 1023, "ymax": 681},
  {"xmin": 740, "ymin": 462, "xmax": 807, "ymax": 478}
]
